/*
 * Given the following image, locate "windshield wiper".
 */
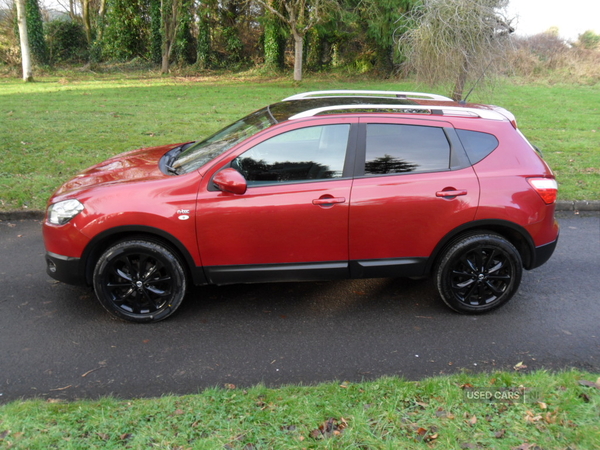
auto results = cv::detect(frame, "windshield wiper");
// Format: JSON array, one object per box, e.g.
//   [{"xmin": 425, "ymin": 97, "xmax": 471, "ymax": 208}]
[
  {"xmin": 166, "ymin": 163, "xmax": 179, "ymax": 175},
  {"xmin": 161, "ymin": 146, "xmax": 185, "ymax": 175}
]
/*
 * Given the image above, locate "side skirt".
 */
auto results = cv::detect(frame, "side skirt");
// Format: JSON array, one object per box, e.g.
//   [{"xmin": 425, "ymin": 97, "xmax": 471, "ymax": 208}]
[{"xmin": 200, "ymin": 258, "xmax": 429, "ymax": 286}]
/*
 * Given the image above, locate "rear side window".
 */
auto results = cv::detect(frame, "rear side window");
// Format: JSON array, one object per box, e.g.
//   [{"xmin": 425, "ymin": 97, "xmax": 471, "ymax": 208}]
[
  {"xmin": 456, "ymin": 129, "xmax": 499, "ymax": 165},
  {"xmin": 364, "ymin": 124, "xmax": 450, "ymax": 175}
]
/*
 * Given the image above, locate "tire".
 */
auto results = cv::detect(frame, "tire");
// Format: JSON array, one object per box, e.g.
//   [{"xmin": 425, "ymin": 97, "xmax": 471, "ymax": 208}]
[
  {"xmin": 93, "ymin": 240, "xmax": 187, "ymax": 323},
  {"xmin": 435, "ymin": 232, "xmax": 522, "ymax": 314}
]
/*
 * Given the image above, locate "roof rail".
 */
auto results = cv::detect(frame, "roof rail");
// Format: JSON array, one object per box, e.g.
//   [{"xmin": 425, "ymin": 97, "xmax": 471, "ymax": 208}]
[
  {"xmin": 283, "ymin": 90, "xmax": 453, "ymax": 102},
  {"xmin": 288, "ymin": 104, "xmax": 507, "ymax": 121}
]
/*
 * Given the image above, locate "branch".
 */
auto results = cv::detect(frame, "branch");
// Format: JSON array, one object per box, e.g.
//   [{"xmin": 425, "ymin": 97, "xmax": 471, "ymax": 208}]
[{"xmin": 255, "ymin": 0, "xmax": 288, "ymax": 25}]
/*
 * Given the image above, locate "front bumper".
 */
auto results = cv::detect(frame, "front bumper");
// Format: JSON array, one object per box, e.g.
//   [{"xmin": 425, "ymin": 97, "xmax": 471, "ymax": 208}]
[{"xmin": 45, "ymin": 251, "xmax": 86, "ymax": 285}]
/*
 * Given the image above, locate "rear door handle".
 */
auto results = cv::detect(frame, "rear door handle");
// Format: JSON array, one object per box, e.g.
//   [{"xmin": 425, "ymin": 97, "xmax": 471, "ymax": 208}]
[{"xmin": 436, "ymin": 189, "xmax": 467, "ymax": 198}]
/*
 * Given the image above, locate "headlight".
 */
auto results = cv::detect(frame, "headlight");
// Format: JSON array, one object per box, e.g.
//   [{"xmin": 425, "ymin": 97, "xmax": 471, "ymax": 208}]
[{"xmin": 48, "ymin": 199, "xmax": 84, "ymax": 225}]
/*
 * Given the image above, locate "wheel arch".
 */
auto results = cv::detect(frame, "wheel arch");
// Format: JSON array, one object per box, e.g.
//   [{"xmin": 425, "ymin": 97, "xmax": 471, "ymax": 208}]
[
  {"xmin": 81, "ymin": 225, "xmax": 207, "ymax": 286},
  {"xmin": 427, "ymin": 219, "xmax": 536, "ymax": 274}
]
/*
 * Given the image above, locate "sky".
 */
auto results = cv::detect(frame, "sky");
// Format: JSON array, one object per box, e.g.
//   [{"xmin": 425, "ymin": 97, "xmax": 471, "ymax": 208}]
[{"xmin": 506, "ymin": 0, "xmax": 599, "ymax": 41}]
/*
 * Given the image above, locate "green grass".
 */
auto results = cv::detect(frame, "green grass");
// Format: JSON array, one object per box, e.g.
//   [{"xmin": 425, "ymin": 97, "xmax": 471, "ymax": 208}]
[
  {"xmin": 1, "ymin": 370, "xmax": 598, "ymax": 449},
  {"xmin": 0, "ymin": 72, "xmax": 598, "ymax": 211}
]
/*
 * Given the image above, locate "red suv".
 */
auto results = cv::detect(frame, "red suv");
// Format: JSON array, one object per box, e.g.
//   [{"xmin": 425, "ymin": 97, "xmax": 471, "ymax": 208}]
[{"xmin": 43, "ymin": 90, "xmax": 559, "ymax": 322}]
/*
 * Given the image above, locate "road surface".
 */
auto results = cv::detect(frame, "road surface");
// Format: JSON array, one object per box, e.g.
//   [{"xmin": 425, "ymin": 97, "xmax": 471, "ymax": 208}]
[{"xmin": 0, "ymin": 212, "xmax": 598, "ymax": 403}]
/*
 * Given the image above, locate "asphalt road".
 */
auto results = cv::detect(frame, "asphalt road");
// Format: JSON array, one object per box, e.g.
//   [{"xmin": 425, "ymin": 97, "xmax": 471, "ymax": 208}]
[{"xmin": 1, "ymin": 212, "xmax": 598, "ymax": 403}]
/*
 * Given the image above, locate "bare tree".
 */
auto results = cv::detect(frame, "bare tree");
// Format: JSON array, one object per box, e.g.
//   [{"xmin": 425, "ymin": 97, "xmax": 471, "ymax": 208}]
[
  {"xmin": 256, "ymin": 0, "xmax": 338, "ymax": 81},
  {"xmin": 397, "ymin": 0, "xmax": 514, "ymax": 101},
  {"xmin": 15, "ymin": 0, "xmax": 33, "ymax": 81}
]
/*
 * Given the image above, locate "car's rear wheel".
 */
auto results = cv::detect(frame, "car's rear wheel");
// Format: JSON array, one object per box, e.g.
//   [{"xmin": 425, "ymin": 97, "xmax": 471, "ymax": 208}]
[
  {"xmin": 93, "ymin": 240, "xmax": 187, "ymax": 323},
  {"xmin": 435, "ymin": 232, "xmax": 522, "ymax": 314}
]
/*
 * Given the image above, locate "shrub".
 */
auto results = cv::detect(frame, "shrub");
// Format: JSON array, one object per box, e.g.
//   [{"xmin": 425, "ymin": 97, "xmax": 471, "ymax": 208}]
[
  {"xmin": 45, "ymin": 19, "xmax": 89, "ymax": 64},
  {"xmin": 508, "ymin": 32, "xmax": 600, "ymax": 83}
]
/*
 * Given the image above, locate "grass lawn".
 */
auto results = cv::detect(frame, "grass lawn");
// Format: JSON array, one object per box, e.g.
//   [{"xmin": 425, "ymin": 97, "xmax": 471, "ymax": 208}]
[
  {"xmin": 1, "ymin": 370, "xmax": 599, "ymax": 449},
  {"xmin": 1, "ymin": 72, "xmax": 599, "ymax": 211}
]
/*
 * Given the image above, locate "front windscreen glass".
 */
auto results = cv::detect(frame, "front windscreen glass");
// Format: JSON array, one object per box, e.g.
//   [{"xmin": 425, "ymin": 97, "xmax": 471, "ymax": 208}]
[{"xmin": 172, "ymin": 108, "xmax": 276, "ymax": 174}]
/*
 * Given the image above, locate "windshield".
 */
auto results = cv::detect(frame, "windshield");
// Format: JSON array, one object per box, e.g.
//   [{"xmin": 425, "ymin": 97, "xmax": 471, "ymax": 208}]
[{"xmin": 172, "ymin": 107, "xmax": 276, "ymax": 174}]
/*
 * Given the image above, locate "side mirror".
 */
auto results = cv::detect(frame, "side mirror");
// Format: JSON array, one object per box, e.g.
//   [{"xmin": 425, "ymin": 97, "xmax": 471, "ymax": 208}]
[{"xmin": 213, "ymin": 168, "xmax": 247, "ymax": 195}]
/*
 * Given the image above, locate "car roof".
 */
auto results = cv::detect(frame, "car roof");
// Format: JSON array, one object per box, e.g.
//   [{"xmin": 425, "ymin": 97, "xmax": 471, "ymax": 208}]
[{"xmin": 268, "ymin": 90, "xmax": 516, "ymax": 125}]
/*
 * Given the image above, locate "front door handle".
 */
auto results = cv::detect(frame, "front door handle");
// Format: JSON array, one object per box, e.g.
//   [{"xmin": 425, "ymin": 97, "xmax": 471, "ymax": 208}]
[
  {"xmin": 436, "ymin": 189, "xmax": 467, "ymax": 198},
  {"xmin": 312, "ymin": 196, "xmax": 346, "ymax": 206}
]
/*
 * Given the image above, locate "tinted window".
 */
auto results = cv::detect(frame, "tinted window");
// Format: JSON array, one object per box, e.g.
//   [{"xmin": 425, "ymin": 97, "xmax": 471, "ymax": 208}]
[
  {"xmin": 456, "ymin": 129, "xmax": 499, "ymax": 165},
  {"xmin": 234, "ymin": 124, "xmax": 350, "ymax": 185},
  {"xmin": 365, "ymin": 124, "xmax": 450, "ymax": 175}
]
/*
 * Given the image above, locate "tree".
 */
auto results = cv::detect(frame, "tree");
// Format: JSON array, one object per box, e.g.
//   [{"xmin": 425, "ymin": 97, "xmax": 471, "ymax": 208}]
[
  {"xmin": 15, "ymin": 0, "xmax": 33, "ymax": 81},
  {"xmin": 25, "ymin": 0, "xmax": 48, "ymax": 65},
  {"xmin": 577, "ymin": 30, "xmax": 600, "ymax": 50},
  {"xmin": 397, "ymin": 0, "xmax": 514, "ymax": 101},
  {"xmin": 256, "ymin": 0, "xmax": 338, "ymax": 81},
  {"xmin": 160, "ymin": 0, "xmax": 182, "ymax": 73},
  {"xmin": 196, "ymin": 1, "xmax": 213, "ymax": 68},
  {"xmin": 262, "ymin": 2, "xmax": 286, "ymax": 71},
  {"xmin": 102, "ymin": 0, "xmax": 152, "ymax": 61},
  {"xmin": 353, "ymin": 0, "xmax": 417, "ymax": 73}
]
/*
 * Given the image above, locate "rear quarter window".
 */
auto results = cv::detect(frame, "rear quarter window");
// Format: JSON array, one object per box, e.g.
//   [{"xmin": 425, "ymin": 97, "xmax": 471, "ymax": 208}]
[{"xmin": 456, "ymin": 129, "xmax": 499, "ymax": 165}]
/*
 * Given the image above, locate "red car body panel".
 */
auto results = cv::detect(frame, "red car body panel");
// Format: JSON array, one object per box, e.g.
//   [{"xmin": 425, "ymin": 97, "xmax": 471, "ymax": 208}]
[
  {"xmin": 195, "ymin": 179, "xmax": 351, "ymax": 267},
  {"xmin": 44, "ymin": 144, "xmax": 203, "ymax": 266},
  {"xmin": 349, "ymin": 167, "xmax": 480, "ymax": 260}
]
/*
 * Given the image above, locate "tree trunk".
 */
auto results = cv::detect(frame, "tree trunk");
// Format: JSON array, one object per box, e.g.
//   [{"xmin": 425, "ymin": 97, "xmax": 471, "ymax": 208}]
[
  {"xmin": 452, "ymin": 56, "xmax": 469, "ymax": 101},
  {"xmin": 82, "ymin": 0, "xmax": 93, "ymax": 45},
  {"xmin": 160, "ymin": 0, "xmax": 180, "ymax": 74},
  {"xmin": 161, "ymin": 42, "xmax": 171, "ymax": 73},
  {"xmin": 293, "ymin": 31, "xmax": 303, "ymax": 81},
  {"xmin": 97, "ymin": 0, "xmax": 107, "ymax": 41},
  {"xmin": 16, "ymin": 0, "xmax": 33, "ymax": 82}
]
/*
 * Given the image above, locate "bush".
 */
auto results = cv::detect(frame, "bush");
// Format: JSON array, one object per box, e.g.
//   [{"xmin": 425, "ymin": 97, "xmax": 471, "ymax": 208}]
[
  {"xmin": 508, "ymin": 32, "xmax": 600, "ymax": 83},
  {"xmin": 45, "ymin": 20, "xmax": 89, "ymax": 64},
  {"xmin": 0, "ymin": 7, "xmax": 20, "ymax": 67}
]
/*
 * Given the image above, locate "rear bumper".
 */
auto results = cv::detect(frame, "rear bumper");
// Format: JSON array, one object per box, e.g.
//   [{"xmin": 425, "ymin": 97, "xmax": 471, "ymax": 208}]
[
  {"xmin": 45, "ymin": 251, "xmax": 86, "ymax": 285},
  {"xmin": 530, "ymin": 235, "xmax": 559, "ymax": 270}
]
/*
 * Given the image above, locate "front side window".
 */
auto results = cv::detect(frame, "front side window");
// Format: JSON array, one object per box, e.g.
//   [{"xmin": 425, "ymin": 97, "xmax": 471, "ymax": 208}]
[
  {"xmin": 364, "ymin": 124, "xmax": 450, "ymax": 175},
  {"xmin": 233, "ymin": 124, "xmax": 350, "ymax": 185}
]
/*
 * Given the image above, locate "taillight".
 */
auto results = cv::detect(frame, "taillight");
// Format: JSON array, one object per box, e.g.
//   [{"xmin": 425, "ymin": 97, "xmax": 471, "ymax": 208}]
[{"xmin": 528, "ymin": 178, "xmax": 558, "ymax": 204}]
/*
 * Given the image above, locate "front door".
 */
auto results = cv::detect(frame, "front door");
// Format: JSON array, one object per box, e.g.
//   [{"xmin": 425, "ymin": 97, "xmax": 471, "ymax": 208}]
[{"xmin": 195, "ymin": 122, "xmax": 356, "ymax": 284}]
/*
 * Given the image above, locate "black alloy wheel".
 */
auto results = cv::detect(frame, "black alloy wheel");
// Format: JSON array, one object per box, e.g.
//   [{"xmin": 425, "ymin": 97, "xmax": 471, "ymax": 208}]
[
  {"xmin": 435, "ymin": 233, "xmax": 522, "ymax": 314},
  {"xmin": 93, "ymin": 240, "xmax": 187, "ymax": 322}
]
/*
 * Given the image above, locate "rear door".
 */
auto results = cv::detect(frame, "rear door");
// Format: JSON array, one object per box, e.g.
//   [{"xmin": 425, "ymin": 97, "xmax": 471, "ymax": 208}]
[{"xmin": 349, "ymin": 117, "xmax": 480, "ymax": 278}]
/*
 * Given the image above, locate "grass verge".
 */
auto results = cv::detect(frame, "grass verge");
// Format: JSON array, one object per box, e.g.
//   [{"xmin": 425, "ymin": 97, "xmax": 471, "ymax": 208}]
[
  {"xmin": 1, "ymin": 72, "xmax": 598, "ymax": 212},
  {"xmin": 1, "ymin": 370, "xmax": 599, "ymax": 449}
]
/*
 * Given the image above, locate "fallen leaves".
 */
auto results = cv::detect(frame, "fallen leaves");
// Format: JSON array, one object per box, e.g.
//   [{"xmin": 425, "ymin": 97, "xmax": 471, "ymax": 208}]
[
  {"xmin": 435, "ymin": 407, "xmax": 455, "ymax": 419},
  {"xmin": 578, "ymin": 378, "xmax": 600, "ymax": 389},
  {"xmin": 511, "ymin": 444, "xmax": 544, "ymax": 450},
  {"xmin": 513, "ymin": 361, "xmax": 527, "ymax": 371},
  {"xmin": 96, "ymin": 432, "xmax": 110, "ymax": 441},
  {"xmin": 309, "ymin": 418, "xmax": 348, "ymax": 440}
]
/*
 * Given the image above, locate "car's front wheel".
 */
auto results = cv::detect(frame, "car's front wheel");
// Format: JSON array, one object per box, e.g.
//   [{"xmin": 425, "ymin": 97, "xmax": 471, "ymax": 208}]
[
  {"xmin": 93, "ymin": 240, "xmax": 187, "ymax": 323},
  {"xmin": 435, "ymin": 232, "xmax": 522, "ymax": 314}
]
